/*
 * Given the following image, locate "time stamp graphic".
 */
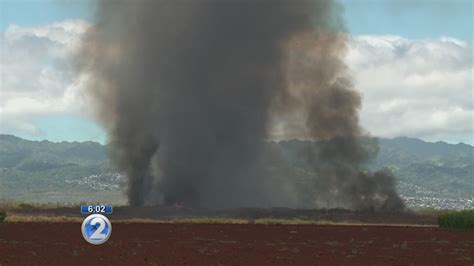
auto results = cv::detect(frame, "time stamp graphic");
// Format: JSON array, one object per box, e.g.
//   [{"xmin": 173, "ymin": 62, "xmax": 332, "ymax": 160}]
[{"xmin": 80, "ymin": 204, "xmax": 113, "ymax": 245}]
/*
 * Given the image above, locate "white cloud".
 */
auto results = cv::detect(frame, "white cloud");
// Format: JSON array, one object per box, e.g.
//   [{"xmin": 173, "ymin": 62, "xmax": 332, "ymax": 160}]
[
  {"xmin": 0, "ymin": 21, "xmax": 472, "ymax": 144},
  {"xmin": 347, "ymin": 35, "xmax": 473, "ymax": 144},
  {"xmin": 0, "ymin": 20, "xmax": 91, "ymax": 135}
]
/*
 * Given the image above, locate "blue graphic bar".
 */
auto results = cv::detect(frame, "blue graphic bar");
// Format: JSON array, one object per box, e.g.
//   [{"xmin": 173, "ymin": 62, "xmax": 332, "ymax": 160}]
[
  {"xmin": 81, "ymin": 205, "xmax": 113, "ymax": 215},
  {"xmin": 105, "ymin": 205, "xmax": 113, "ymax": 214}
]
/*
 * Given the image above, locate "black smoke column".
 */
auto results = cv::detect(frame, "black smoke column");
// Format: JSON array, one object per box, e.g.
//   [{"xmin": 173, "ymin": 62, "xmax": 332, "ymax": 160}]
[
  {"xmin": 77, "ymin": 0, "xmax": 404, "ymax": 210},
  {"xmin": 281, "ymin": 33, "xmax": 405, "ymax": 211}
]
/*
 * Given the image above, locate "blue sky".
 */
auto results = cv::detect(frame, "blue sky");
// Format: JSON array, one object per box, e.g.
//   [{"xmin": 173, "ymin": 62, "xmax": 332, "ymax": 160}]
[
  {"xmin": 341, "ymin": 0, "xmax": 473, "ymax": 42},
  {"xmin": 0, "ymin": 0, "xmax": 94, "ymax": 31},
  {"xmin": 2, "ymin": 0, "xmax": 472, "ymax": 40},
  {"xmin": 1, "ymin": 115, "xmax": 106, "ymax": 143},
  {"xmin": 0, "ymin": 0, "xmax": 473, "ymax": 144}
]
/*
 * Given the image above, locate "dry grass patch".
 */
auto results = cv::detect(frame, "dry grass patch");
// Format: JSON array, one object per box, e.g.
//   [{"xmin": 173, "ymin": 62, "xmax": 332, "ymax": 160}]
[
  {"xmin": 5, "ymin": 214, "xmax": 82, "ymax": 223},
  {"xmin": 254, "ymin": 218, "xmax": 333, "ymax": 225},
  {"xmin": 113, "ymin": 217, "xmax": 249, "ymax": 224}
]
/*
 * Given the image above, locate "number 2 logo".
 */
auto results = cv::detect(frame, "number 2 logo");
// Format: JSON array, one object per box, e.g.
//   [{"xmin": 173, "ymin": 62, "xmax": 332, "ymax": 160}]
[
  {"xmin": 89, "ymin": 217, "xmax": 107, "ymax": 239},
  {"xmin": 81, "ymin": 214, "xmax": 112, "ymax": 245}
]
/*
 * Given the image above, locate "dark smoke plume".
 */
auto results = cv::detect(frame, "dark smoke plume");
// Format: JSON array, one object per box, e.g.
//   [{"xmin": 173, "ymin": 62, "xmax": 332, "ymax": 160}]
[{"xmin": 77, "ymin": 0, "xmax": 404, "ymax": 211}]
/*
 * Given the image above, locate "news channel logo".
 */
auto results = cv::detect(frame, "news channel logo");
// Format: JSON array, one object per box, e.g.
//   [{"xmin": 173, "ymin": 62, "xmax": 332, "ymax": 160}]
[{"xmin": 81, "ymin": 213, "xmax": 112, "ymax": 245}]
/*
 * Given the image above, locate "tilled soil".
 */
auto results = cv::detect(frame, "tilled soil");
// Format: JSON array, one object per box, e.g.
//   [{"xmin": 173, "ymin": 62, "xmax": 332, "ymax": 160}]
[{"xmin": 0, "ymin": 223, "xmax": 473, "ymax": 265}]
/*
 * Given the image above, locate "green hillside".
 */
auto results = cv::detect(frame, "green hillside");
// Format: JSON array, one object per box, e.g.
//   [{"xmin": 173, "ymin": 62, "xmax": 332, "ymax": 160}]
[
  {"xmin": 0, "ymin": 135, "xmax": 124, "ymax": 204},
  {"xmin": 375, "ymin": 137, "xmax": 473, "ymax": 198},
  {"xmin": 0, "ymin": 134, "xmax": 472, "ymax": 208}
]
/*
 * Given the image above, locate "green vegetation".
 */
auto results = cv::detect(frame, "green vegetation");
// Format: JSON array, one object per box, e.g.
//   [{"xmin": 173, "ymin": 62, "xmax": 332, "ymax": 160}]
[
  {"xmin": 373, "ymin": 137, "xmax": 473, "ymax": 198},
  {"xmin": 438, "ymin": 210, "xmax": 474, "ymax": 229},
  {"xmin": 0, "ymin": 134, "xmax": 127, "ymax": 204},
  {"xmin": 0, "ymin": 210, "xmax": 6, "ymax": 223}
]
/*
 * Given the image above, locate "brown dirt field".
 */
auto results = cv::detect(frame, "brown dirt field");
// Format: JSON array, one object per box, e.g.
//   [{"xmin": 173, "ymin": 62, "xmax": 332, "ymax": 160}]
[{"xmin": 1, "ymin": 223, "xmax": 473, "ymax": 266}]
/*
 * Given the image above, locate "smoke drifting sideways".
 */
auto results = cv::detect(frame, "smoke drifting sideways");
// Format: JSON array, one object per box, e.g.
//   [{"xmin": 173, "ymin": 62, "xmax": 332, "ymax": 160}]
[{"xmin": 76, "ymin": 0, "xmax": 405, "ymax": 211}]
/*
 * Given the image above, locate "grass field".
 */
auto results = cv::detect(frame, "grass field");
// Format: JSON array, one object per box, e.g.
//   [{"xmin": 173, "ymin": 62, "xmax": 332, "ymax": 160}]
[
  {"xmin": 439, "ymin": 210, "xmax": 474, "ymax": 230},
  {"xmin": 0, "ymin": 201, "xmax": 442, "ymax": 225}
]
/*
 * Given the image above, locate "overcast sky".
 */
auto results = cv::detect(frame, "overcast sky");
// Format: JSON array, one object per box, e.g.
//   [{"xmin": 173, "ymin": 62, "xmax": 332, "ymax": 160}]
[{"xmin": 0, "ymin": 0, "xmax": 473, "ymax": 144}]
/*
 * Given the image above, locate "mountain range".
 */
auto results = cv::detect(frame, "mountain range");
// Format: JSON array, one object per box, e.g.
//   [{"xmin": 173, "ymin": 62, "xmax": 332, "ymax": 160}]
[{"xmin": 0, "ymin": 134, "xmax": 472, "ymax": 208}]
